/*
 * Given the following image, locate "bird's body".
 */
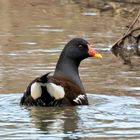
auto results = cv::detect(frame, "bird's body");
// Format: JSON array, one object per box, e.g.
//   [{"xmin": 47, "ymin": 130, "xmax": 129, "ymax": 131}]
[{"xmin": 20, "ymin": 38, "xmax": 102, "ymax": 106}]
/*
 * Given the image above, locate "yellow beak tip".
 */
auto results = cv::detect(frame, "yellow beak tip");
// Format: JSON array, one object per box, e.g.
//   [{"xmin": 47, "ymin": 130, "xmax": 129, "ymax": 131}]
[{"xmin": 94, "ymin": 54, "xmax": 102, "ymax": 58}]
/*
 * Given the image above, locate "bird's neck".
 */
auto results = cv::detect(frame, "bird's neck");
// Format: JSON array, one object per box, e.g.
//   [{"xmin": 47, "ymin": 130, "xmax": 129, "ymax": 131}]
[{"xmin": 54, "ymin": 55, "xmax": 85, "ymax": 93}]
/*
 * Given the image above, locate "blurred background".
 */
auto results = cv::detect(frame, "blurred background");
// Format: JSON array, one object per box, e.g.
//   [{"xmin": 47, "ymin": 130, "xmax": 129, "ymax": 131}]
[
  {"xmin": 0, "ymin": 1, "xmax": 140, "ymax": 140},
  {"xmin": 0, "ymin": 0, "xmax": 139, "ymax": 94}
]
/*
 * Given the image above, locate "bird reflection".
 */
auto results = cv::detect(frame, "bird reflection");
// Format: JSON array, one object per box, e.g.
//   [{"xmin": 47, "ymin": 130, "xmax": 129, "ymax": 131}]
[{"xmin": 28, "ymin": 106, "xmax": 79, "ymax": 139}]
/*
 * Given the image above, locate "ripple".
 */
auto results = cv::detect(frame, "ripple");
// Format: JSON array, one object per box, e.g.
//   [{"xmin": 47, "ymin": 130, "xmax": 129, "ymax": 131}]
[
  {"xmin": 27, "ymin": 49, "xmax": 61, "ymax": 53},
  {"xmin": 31, "ymin": 25, "xmax": 64, "ymax": 33},
  {"xmin": 122, "ymin": 86, "xmax": 140, "ymax": 91},
  {"xmin": 18, "ymin": 42, "xmax": 37, "ymax": 45},
  {"xmin": 0, "ymin": 93, "xmax": 140, "ymax": 139},
  {"xmin": 82, "ymin": 12, "xmax": 97, "ymax": 16},
  {"xmin": 38, "ymin": 28, "xmax": 64, "ymax": 32}
]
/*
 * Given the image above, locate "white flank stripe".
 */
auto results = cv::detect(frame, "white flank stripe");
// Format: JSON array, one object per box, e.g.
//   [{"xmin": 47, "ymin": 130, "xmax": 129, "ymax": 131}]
[
  {"xmin": 46, "ymin": 83, "xmax": 65, "ymax": 100},
  {"xmin": 73, "ymin": 95, "xmax": 85, "ymax": 104},
  {"xmin": 31, "ymin": 82, "xmax": 42, "ymax": 100}
]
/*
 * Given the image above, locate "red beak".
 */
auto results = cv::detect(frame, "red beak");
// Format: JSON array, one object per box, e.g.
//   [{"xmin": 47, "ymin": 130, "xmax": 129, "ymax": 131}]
[{"xmin": 87, "ymin": 44, "xmax": 102, "ymax": 58}]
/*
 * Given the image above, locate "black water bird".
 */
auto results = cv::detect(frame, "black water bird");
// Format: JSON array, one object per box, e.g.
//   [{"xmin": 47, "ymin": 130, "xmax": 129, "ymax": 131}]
[{"xmin": 20, "ymin": 38, "xmax": 102, "ymax": 106}]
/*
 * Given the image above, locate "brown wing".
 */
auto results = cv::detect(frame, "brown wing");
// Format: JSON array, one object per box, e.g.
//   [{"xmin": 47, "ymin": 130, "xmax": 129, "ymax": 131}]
[{"xmin": 47, "ymin": 75, "xmax": 88, "ymax": 105}]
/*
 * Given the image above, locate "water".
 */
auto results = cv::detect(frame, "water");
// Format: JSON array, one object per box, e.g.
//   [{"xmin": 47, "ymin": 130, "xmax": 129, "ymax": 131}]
[
  {"xmin": 0, "ymin": 0, "xmax": 140, "ymax": 139},
  {"xmin": 0, "ymin": 94, "xmax": 140, "ymax": 139}
]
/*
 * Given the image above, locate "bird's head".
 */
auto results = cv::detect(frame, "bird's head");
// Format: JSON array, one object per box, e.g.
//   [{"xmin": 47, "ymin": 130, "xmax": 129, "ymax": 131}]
[{"xmin": 63, "ymin": 38, "xmax": 102, "ymax": 62}]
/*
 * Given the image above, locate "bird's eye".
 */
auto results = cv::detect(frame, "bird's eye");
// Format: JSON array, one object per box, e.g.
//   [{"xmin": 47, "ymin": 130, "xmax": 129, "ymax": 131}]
[{"xmin": 78, "ymin": 45, "xmax": 84, "ymax": 50}]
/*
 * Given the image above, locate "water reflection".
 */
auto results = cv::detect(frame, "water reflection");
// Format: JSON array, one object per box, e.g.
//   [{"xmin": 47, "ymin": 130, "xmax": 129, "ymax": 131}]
[
  {"xmin": 0, "ymin": 93, "xmax": 138, "ymax": 139},
  {"xmin": 29, "ymin": 107, "xmax": 78, "ymax": 135},
  {"xmin": 0, "ymin": 0, "xmax": 140, "ymax": 139},
  {"xmin": 0, "ymin": 92, "xmax": 140, "ymax": 139}
]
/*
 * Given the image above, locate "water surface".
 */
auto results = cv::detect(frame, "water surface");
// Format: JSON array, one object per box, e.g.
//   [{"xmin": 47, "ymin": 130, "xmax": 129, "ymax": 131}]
[
  {"xmin": 0, "ymin": 0, "xmax": 140, "ymax": 139},
  {"xmin": 0, "ymin": 93, "xmax": 140, "ymax": 139}
]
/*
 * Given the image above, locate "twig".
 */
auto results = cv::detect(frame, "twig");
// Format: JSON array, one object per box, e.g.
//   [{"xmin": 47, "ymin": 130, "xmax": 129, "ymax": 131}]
[
  {"xmin": 125, "ymin": 11, "xmax": 140, "ymax": 35},
  {"xmin": 112, "ymin": 10, "xmax": 140, "ymax": 47},
  {"xmin": 118, "ymin": 27, "xmax": 140, "ymax": 41}
]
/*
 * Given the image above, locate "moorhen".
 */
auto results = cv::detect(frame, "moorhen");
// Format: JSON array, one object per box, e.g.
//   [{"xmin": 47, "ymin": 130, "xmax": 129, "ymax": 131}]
[{"xmin": 20, "ymin": 38, "xmax": 102, "ymax": 106}]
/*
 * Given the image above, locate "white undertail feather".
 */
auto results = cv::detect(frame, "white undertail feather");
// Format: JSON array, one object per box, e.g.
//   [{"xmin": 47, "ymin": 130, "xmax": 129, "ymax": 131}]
[
  {"xmin": 31, "ymin": 82, "xmax": 42, "ymax": 100},
  {"xmin": 46, "ymin": 83, "xmax": 65, "ymax": 100}
]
